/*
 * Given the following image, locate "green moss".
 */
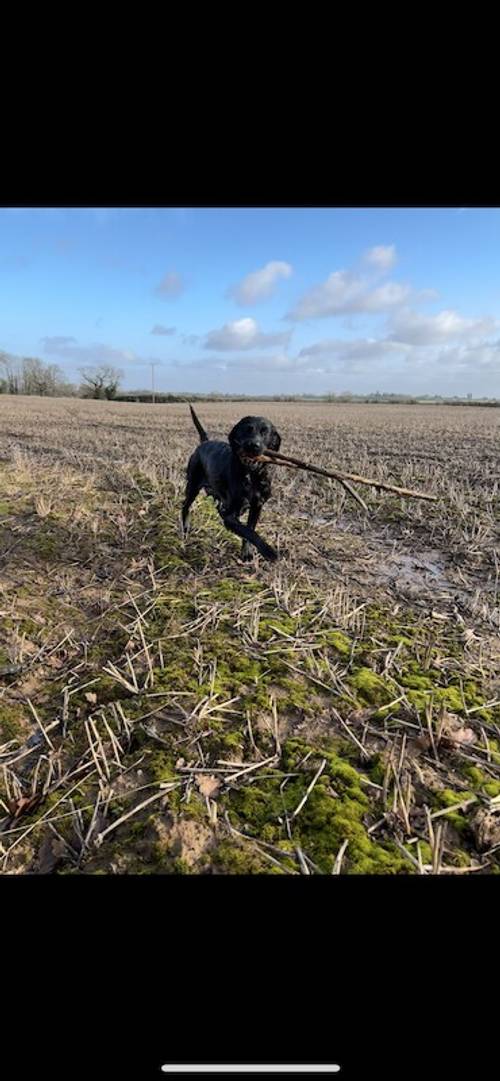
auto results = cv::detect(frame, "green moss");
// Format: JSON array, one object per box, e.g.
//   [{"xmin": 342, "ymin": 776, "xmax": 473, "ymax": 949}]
[
  {"xmin": 439, "ymin": 687, "xmax": 464, "ymax": 713},
  {"xmin": 437, "ymin": 788, "xmax": 475, "ymax": 807},
  {"xmin": 367, "ymin": 754, "xmax": 386, "ymax": 787},
  {"xmin": 323, "ymin": 630, "xmax": 352, "ymax": 656},
  {"xmin": 401, "ymin": 672, "xmax": 434, "ymax": 691},
  {"xmin": 222, "ymin": 739, "xmax": 410, "ymax": 874},
  {"xmin": 461, "ymin": 766, "xmax": 486, "ymax": 788},
  {"xmin": 433, "ymin": 788, "xmax": 475, "ymax": 834},
  {"xmin": 208, "ymin": 577, "xmax": 264, "ymax": 603},
  {"xmin": 0, "ymin": 703, "xmax": 27, "ymax": 741},
  {"xmin": 451, "ymin": 849, "xmax": 474, "ymax": 868},
  {"xmin": 403, "ymin": 681, "xmax": 487, "ymax": 717},
  {"xmin": 483, "ymin": 781, "xmax": 500, "ymax": 798},
  {"xmin": 259, "ymin": 614, "xmax": 299, "ymax": 641},
  {"xmin": 147, "ymin": 751, "xmax": 177, "ymax": 783},
  {"xmin": 213, "ymin": 840, "xmax": 279, "ymax": 875},
  {"xmin": 415, "ymin": 841, "xmax": 433, "ymax": 865},
  {"xmin": 350, "ymin": 667, "xmax": 393, "ymax": 706}
]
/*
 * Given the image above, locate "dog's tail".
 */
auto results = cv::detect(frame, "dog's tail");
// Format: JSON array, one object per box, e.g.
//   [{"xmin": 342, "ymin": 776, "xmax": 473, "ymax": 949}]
[{"xmin": 188, "ymin": 402, "xmax": 209, "ymax": 442}]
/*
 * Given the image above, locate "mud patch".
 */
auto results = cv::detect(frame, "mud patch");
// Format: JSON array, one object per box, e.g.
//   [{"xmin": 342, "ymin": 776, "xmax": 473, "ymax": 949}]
[
  {"xmin": 374, "ymin": 548, "xmax": 452, "ymax": 594},
  {"xmin": 158, "ymin": 817, "xmax": 215, "ymax": 868}
]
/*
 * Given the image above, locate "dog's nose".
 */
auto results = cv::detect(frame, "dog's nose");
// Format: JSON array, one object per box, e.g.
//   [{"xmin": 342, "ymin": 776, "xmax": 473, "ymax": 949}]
[{"xmin": 245, "ymin": 440, "xmax": 262, "ymax": 454}]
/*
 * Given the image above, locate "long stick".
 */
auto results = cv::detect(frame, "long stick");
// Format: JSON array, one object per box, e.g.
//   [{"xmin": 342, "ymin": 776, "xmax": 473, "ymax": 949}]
[
  {"xmin": 260, "ymin": 455, "xmax": 368, "ymax": 511},
  {"xmin": 259, "ymin": 448, "xmax": 437, "ymax": 502}
]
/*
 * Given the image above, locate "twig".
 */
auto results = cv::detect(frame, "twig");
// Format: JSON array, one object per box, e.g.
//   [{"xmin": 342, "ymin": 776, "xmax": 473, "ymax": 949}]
[
  {"xmin": 332, "ymin": 839, "xmax": 349, "ymax": 874},
  {"xmin": 295, "ymin": 846, "xmax": 311, "ymax": 874},
  {"xmin": 94, "ymin": 785, "xmax": 179, "ymax": 846},
  {"xmin": 225, "ymin": 755, "xmax": 279, "ymax": 784},
  {"xmin": 260, "ymin": 448, "xmax": 438, "ymax": 502},
  {"xmin": 292, "ymin": 758, "xmax": 327, "ymax": 818},
  {"xmin": 393, "ymin": 837, "xmax": 424, "ymax": 872},
  {"xmin": 27, "ymin": 699, "xmax": 56, "ymax": 752}
]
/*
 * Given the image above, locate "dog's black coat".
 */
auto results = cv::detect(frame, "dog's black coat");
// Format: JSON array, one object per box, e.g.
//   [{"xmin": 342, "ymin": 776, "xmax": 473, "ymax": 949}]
[{"xmin": 182, "ymin": 405, "xmax": 282, "ymax": 561}]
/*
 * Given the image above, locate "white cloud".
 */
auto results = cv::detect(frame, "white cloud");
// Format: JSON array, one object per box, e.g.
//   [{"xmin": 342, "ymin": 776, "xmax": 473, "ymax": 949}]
[
  {"xmin": 154, "ymin": 271, "xmax": 185, "ymax": 299},
  {"xmin": 362, "ymin": 282, "xmax": 412, "ymax": 310},
  {"xmin": 40, "ymin": 336, "xmax": 77, "ymax": 350},
  {"xmin": 204, "ymin": 317, "xmax": 291, "ymax": 351},
  {"xmin": 299, "ymin": 338, "xmax": 406, "ymax": 362},
  {"xmin": 364, "ymin": 245, "xmax": 397, "ymax": 271},
  {"xmin": 170, "ymin": 351, "xmax": 331, "ymax": 375},
  {"xmin": 388, "ymin": 308, "xmax": 497, "ymax": 346},
  {"xmin": 285, "ymin": 243, "xmax": 438, "ymax": 322},
  {"xmin": 144, "ymin": 323, "xmax": 500, "ymax": 393},
  {"xmin": 435, "ymin": 341, "xmax": 500, "ymax": 372},
  {"xmin": 151, "ymin": 324, "xmax": 176, "ymax": 336},
  {"xmin": 41, "ymin": 336, "xmax": 138, "ymax": 366},
  {"xmin": 228, "ymin": 261, "xmax": 293, "ymax": 305},
  {"xmin": 287, "ymin": 269, "xmax": 413, "ymax": 321}
]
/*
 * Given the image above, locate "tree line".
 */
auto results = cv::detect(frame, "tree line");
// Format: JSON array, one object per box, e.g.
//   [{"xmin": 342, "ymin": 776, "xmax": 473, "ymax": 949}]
[
  {"xmin": 0, "ymin": 353, "xmax": 123, "ymax": 399},
  {"xmin": 1, "ymin": 353, "xmax": 498, "ymax": 405}
]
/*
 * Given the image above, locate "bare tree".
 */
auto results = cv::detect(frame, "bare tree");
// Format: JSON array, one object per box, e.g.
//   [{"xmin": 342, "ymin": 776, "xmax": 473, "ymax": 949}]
[
  {"xmin": 21, "ymin": 357, "xmax": 68, "ymax": 396},
  {"xmin": 0, "ymin": 351, "xmax": 19, "ymax": 394},
  {"xmin": 79, "ymin": 365, "xmax": 123, "ymax": 400}
]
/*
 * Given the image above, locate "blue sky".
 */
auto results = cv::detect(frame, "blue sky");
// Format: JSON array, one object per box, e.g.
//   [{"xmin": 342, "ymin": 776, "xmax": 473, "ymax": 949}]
[{"xmin": 1, "ymin": 206, "xmax": 500, "ymax": 395}]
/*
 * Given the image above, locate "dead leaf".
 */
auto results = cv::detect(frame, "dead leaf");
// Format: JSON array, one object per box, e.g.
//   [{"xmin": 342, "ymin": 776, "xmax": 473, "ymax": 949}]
[
  {"xmin": 347, "ymin": 707, "xmax": 376, "ymax": 725},
  {"xmin": 470, "ymin": 808, "xmax": 500, "ymax": 850},
  {"xmin": 450, "ymin": 727, "xmax": 476, "ymax": 746},
  {"xmin": 8, "ymin": 794, "xmax": 41, "ymax": 820},
  {"xmin": 36, "ymin": 834, "xmax": 66, "ymax": 874},
  {"xmin": 195, "ymin": 774, "xmax": 222, "ymax": 799},
  {"xmin": 416, "ymin": 734, "xmax": 432, "ymax": 752},
  {"xmin": 84, "ymin": 691, "xmax": 98, "ymax": 705},
  {"xmin": 439, "ymin": 712, "xmax": 476, "ymax": 749}
]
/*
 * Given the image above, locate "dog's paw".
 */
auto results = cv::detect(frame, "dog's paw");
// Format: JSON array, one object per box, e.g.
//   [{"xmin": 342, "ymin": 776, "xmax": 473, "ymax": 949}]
[{"xmin": 263, "ymin": 545, "xmax": 278, "ymax": 563}]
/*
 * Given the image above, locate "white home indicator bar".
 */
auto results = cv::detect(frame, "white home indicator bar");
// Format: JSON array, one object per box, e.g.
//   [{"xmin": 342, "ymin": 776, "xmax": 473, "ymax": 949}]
[{"xmin": 161, "ymin": 1068, "xmax": 340, "ymax": 1075}]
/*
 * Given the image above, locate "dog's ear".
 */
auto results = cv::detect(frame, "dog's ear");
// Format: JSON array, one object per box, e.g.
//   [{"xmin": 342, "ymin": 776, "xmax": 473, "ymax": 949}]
[
  {"xmin": 269, "ymin": 426, "xmax": 281, "ymax": 452},
  {"xmin": 228, "ymin": 422, "xmax": 239, "ymax": 449}
]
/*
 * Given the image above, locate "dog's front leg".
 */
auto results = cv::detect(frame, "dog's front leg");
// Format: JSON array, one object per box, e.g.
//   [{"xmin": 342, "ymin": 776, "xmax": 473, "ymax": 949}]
[
  {"xmin": 241, "ymin": 498, "xmax": 263, "ymax": 561},
  {"xmin": 220, "ymin": 504, "xmax": 277, "ymax": 563}
]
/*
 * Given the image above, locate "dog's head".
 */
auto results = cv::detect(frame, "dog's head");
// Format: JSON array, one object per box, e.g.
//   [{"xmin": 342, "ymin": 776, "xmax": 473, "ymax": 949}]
[{"xmin": 228, "ymin": 415, "xmax": 281, "ymax": 463}]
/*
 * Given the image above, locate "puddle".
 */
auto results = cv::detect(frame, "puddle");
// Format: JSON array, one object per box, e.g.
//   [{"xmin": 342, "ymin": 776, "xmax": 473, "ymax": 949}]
[
  {"xmin": 294, "ymin": 513, "xmax": 337, "ymax": 527},
  {"xmin": 375, "ymin": 549, "xmax": 451, "ymax": 592},
  {"xmin": 293, "ymin": 512, "xmax": 459, "ymax": 596}
]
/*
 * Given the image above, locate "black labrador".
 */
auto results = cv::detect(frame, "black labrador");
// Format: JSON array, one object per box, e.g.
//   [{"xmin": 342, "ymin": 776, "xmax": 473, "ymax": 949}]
[{"xmin": 181, "ymin": 405, "xmax": 282, "ymax": 562}]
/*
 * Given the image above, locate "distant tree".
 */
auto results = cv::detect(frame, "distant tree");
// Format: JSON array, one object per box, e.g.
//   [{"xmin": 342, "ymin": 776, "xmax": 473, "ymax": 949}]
[
  {"xmin": 79, "ymin": 365, "xmax": 123, "ymax": 399},
  {"xmin": 0, "ymin": 351, "xmax": 19, "ymax": 393},
  {"xmin": 21, "ymin": 357, "xmax": 68, "ymax": 396},
  {"xmin": 1, "ymin": 352, "xmax": 75, "ymax": 397}
]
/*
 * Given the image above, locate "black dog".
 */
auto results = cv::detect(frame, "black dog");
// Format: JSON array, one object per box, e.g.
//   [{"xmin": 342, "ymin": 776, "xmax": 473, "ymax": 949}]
[{"xmin": 181, "ymin": 405, "xmax": 282, "ymax": 562}]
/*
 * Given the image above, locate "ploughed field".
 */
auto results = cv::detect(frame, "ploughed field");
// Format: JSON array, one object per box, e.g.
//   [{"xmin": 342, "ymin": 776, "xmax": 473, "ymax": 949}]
[{"xmin": 1, "ymin": 396, "xmax": 499, "ymax": 874}]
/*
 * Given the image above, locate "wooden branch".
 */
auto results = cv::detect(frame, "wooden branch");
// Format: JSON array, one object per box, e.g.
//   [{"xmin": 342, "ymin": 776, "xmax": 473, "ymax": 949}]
[
  {"xmin": 259, "ymin": 448, "xmax": 438, "ymax": 503},
  {"xmin": 260, "ymin": 455, "xmax": 368, "ymax": 511}
]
